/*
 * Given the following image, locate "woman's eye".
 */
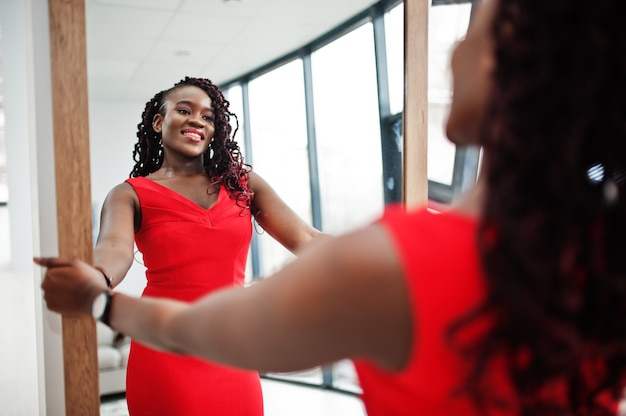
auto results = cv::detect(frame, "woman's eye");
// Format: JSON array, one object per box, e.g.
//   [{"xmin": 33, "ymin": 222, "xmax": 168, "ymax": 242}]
[
  {"xmin": 203, "ymin": 115, "xmax": 214, "ymax": 122},
  {"xmin": 177, "ymin": 108, "xmax": 190, "ymax": 115}
]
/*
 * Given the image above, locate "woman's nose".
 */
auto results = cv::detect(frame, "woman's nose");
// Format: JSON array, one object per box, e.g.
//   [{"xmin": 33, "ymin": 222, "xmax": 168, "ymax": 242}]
[{"xmin": 188, "ymin": 114, "xmax": 205, "ymax": 126}]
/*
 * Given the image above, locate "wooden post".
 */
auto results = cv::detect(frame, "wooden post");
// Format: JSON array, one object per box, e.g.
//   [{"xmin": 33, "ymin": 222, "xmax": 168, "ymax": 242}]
[
  {"xmin": 48, "ymin": 0, "xmax": 100, "ymax": 414},
  {"xmin": 403, "ymin": 0, "xmax": 429, "ymax": 208}
]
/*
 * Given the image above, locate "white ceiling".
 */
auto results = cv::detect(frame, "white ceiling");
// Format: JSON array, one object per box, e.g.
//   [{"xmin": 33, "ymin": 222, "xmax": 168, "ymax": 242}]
[{"xmin": 86, "ymin": 0, "xmax": 381, "ymax": 103}]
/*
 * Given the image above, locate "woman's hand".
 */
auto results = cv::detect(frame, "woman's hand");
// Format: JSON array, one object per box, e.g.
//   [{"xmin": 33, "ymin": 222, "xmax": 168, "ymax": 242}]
[{"xmin": 34, "ymin": 257, "xmax": 108, "ymax": 316}]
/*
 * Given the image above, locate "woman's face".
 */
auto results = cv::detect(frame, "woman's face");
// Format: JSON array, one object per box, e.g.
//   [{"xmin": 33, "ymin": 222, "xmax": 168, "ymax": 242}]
[
  {"xmin": 152, "ymin": 85, "xmax": 216, "ymax": 159},
  {"xmin": 445, "ymin": 0, "xmax": 497, "ymax": 147}
]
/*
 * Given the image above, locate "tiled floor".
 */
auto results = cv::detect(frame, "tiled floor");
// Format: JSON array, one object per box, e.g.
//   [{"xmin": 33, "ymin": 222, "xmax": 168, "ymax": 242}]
[{"xmin": 101, "ymin": 378, "xmax": 367, "ymax": 416}]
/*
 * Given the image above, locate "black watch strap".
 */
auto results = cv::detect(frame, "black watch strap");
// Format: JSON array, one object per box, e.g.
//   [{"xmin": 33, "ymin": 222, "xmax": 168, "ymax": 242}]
[
  {"xmin": 100, "ymin": 291, "xmax": 114, "ymax": 327},
  {"xmin": 95, "ymin": 266, "xmax": 113, "ymax": 288}
]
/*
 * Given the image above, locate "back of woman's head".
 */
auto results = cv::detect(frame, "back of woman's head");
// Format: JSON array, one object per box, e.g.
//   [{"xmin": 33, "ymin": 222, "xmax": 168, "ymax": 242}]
[
  {"xmin": 131, "ymin": 76, "xmax": 252, "ymax": 208},
  {"xmin": 459, "ymin": 0, "xmax": 626, "ymax": 413}
]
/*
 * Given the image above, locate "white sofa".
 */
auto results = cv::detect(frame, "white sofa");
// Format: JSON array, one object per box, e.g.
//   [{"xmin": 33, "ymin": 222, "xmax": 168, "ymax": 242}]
[{"xmin": 97, "ymin": 321, "xmax": 130, "ymax": 396}]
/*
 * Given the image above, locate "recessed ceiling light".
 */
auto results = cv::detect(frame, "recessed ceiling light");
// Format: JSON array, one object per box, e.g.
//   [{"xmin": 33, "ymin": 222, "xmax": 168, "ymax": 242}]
[{"xmin": 223, "ymin": 0, "xmax": 242, "ymax": 4}]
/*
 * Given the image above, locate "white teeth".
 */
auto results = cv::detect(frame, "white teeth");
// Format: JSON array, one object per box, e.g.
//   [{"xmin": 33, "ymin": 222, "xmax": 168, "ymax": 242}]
[{"xmin": 184, "ymin": 132, "xmax": 202, "ymax": 140}]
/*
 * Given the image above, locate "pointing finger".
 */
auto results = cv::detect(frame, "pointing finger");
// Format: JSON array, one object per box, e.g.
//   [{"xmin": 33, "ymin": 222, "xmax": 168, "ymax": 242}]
[{"xmin": 33, "ymin": 257, "xmax": 74, "ymax": 268}]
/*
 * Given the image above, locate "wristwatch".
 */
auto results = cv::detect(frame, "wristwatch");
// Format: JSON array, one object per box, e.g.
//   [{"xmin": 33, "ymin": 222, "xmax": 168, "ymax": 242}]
[{"xmin": 92, "ymin": 290, "xmax": 112, "ymax": 324}]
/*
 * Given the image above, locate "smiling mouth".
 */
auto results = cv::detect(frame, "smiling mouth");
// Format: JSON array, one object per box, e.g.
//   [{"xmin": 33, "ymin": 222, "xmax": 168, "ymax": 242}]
[{"xmin": 183, "ymin": 131, "xmax": 203, "ymax": 141}]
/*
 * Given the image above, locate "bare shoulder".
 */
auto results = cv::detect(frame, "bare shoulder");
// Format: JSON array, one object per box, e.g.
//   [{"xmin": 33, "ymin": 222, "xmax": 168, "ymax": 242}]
[
  {"xmin": 100, "ymin": 181, "xmax": 141, "ymax": 229},
  {"xmin": 104, "ymin": 181, "xmax": 139, "ymax": 206},
  {"xmin": 247, "ymin": 171, "xmax": 268, "ymax": 192}
]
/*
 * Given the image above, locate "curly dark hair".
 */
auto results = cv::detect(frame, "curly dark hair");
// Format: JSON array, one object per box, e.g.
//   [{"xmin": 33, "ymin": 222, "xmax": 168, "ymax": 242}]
[
  {"xmin": 130, "ymin": 76, "xmax": 253, "ymax": 208},
  {"xmin": 450, "ymin": 0, "xmax": 626, "ymax": 414}
]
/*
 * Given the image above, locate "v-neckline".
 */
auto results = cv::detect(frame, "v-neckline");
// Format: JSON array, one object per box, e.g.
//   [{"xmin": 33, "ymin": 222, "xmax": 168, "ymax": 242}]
[{"xmin": 137, "ymin": 176, "xmax": 224, "ymax": 212}]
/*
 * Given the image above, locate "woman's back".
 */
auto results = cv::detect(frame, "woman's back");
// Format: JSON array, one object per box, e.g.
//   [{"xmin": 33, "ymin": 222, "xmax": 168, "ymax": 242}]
[
  {"xmin": 355, "ymin": 208, "xmax": 513, "ymax": 415},
  {"xmin": 355, "ymin": 206, "xmax": 625, "ymax": 415}
]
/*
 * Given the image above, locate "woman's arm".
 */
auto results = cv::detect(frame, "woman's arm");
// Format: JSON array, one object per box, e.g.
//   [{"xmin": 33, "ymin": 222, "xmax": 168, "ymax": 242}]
[
  {"xmin": 36, "ymin": 223, "xmax": 412, "ymax": 373},
  {"xmin": 248, "ymin": 172, "xmax": 329, "ymax": 253},
  {"xmin": 92, "ymin": 183, "xmax": 139, "ymax": 287}
]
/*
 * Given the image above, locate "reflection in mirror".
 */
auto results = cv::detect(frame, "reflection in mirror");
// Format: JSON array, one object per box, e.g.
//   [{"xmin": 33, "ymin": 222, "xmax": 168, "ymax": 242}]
[{"xmin": 85, "ymin": 1, "xmax": 478, "ymax": 415}]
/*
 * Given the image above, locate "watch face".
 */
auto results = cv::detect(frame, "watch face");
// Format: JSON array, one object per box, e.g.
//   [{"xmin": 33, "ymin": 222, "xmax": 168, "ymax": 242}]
[{"xmin": 92, "ymin": 291, "xmax": 108, "ymax": 320}]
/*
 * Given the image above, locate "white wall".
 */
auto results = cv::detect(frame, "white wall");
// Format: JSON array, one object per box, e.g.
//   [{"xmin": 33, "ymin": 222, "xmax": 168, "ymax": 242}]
[
  {"xmin": 88, "ymin": 101, "xmax": 140, "ymax": 209},
  {"xmin": 0, "ymin": 0, "xmax": 65, "ymax": 414}
]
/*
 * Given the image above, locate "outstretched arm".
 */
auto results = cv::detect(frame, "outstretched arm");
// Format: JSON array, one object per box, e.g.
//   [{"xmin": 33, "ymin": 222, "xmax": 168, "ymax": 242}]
[
  {"xmin": 36, "ymin": 223, "xmax": 412, "ymax": 373},
  {"xmin": 92, "ymin": 182, "xmax": 139, "ymax": 287}
]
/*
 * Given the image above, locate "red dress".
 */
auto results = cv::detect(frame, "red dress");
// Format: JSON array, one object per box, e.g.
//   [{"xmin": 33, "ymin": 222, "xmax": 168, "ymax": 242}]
[
  {"xmin": 124, "ymin": 176, "xmax": 263, "ymax": 416},
  {"xmin": 354, "ymin": 207, "xmax": 622, "ymax": 415},
  {"xmin": 354, "ymin": 207, "xmax": 514, "ymax": 416}
]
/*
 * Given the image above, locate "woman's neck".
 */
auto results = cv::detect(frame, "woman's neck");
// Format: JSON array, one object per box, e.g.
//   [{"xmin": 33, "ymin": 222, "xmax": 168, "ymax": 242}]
[{"xmin": 157, "ymin": 157, "xmax": 206, "ymax": 178}]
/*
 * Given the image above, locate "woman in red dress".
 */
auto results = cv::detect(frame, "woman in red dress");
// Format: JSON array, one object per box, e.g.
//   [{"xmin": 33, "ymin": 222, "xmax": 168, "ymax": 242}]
[{"xmin": 88, "ymin": 77, "xmax": 325, "ymax": 415}]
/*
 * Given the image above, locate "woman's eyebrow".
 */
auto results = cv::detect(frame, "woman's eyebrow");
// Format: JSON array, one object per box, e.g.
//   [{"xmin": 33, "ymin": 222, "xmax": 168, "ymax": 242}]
[{"xmin": 175, "ymin": 100, "xmax": 214, "ymax": 112}]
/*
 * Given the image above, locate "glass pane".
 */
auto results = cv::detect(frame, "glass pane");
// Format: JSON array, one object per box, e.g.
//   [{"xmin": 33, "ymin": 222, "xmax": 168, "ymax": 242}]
[
  {"xmin": 248, "ymin": 62, "xmax": 323, "ymax": 387},
  {"xmin": 332, "ymin": 359, "xmax": 361, "ymax": 394},
  {"xmin": 385, "ymin": 3, "xmax": 404, "ymax": 115},
  {"xmin": 248, "ymin": 60, "xmax": 313, "ymax": 276},
  {"xmin": 312, "ymin": 22, "xmax": 384, "ymax": 234},
  {"xmin": 224, "ymin": 84, "xmax": 246, "ymax": 159},
  {"xmin": 428, "ymin": 3, "xmax": 472, "ymax": 185},
  {"xmin": 224, "ymin": 84, "xmax": 254, "ymax": 283}
]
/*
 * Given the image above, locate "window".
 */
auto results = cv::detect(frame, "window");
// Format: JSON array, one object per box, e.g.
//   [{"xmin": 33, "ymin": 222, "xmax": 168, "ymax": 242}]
[
  {"xmin": 428, "ymin": 3, "xmax": 473, "ymax": 186},
  {"xmin": 385, "ymin": 3, "xmax": 405, "ymax": 115},
  {"xmin": 219, "ymin": 0, "xmax": 478, "ymax": 394},
  {"xmin": 225, "ymin": 84, "xmax": 245, "ymax": 158},
  {"xmin": 224, "ymin": 84, "xmax": 255, "ymax": 283},
  {"xmin": 312, "ymin": 23, "xmax": 384, "ymax": 234},
  {"xmin": 248, "ymin": 60, "xmax": 313, "ymax": 275}
]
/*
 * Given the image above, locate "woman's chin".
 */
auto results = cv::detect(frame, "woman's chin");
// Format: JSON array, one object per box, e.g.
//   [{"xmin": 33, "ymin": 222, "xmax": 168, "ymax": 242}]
[
  {"xmin": 445, "ymin": 124, "xmax": 466, "ymax": 147},
  {"xmin": 445, "ymin": 123, "xmax": 480, "ymax": 148}
]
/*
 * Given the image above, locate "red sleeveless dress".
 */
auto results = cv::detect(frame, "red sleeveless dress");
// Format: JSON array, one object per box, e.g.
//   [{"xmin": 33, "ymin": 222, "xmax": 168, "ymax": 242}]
[
  {"xmin": 354, "ymin": 207, "xmax": 621, "ymax": 415},
  {"xmin": 124, "ymin": 176, "xmax": 263, "ymax": 416},
  {"xmin": 353, "ymin": 207, "xmax": 508, "ymax": 415}
]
